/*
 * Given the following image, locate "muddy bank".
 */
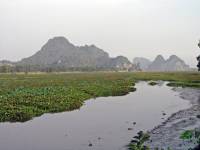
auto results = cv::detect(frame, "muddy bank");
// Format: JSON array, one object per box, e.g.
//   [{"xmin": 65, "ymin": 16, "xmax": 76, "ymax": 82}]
[{"xmin": 146, "ymin": 87, "xmax": 200, "ymax": 150}]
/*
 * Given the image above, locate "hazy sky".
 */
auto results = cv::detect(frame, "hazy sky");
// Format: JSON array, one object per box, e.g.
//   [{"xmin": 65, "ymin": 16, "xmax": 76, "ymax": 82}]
[{"xmin": 0, "ymin": 0, "xmax": 200, "ymax": 67}]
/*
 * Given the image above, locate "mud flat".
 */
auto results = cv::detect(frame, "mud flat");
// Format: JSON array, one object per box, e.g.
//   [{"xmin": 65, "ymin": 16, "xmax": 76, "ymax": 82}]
[{"xmin": 146, "ymin": 87, "xmax": 200, "ymax": 150}]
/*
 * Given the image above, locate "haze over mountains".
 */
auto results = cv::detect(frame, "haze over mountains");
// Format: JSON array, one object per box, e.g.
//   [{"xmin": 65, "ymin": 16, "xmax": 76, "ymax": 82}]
[{"xmin": 0, "ymin": 36, "xmax": 192, "ymax": 72}]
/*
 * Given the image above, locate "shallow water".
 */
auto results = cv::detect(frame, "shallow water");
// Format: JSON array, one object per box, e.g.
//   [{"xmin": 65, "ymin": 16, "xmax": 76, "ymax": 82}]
[{"xmin": 0, "ymin": 82, "xmax": 191, "ymax": 150}]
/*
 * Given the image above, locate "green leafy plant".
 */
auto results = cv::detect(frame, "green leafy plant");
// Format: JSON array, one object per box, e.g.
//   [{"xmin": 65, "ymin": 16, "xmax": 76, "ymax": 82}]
[
  {"xmin": 180, "ymin": 130, "xmax": 193, "ymax": 140},
  {"xmin": 129, "ymin": 131, "xmax": 150, "ymax": 150},
  {"xmin": 180, "ymin": 129, "xmax": 200, "ymax": 149}
]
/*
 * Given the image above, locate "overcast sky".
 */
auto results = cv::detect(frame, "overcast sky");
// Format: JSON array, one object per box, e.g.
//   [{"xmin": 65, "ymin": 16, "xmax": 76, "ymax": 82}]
[{"xmin": 0, "ymin": 0, "xmax": 200, "ymax": 67}]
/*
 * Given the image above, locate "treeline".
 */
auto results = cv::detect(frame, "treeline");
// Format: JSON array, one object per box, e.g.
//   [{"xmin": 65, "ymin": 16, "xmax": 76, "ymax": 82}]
[{"xmin": 0, "ymin": 65, "xmax": 133, "ymax": 73}]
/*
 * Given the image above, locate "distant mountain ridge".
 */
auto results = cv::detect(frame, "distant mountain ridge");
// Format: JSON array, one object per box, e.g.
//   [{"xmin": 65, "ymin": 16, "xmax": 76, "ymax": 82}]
[
  {"xmin": 133, "ymin": 55, "xmax": 190, "ymax": 71},
  {"xmin": 0, "ymin": 36, "xmax": 192, "ymax": 72}
]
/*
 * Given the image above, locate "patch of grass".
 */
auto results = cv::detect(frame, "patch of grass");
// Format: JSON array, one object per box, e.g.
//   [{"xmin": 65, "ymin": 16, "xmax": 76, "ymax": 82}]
[{"xmin": 0, "ymin": 73, "xmax": 136, "ymax": 122}]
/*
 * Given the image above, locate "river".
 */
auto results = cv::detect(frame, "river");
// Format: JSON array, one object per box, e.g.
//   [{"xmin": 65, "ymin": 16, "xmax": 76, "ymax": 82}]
[{"xmin": 0, "ymin": 82, "xmax": 191, "ymax": 150}]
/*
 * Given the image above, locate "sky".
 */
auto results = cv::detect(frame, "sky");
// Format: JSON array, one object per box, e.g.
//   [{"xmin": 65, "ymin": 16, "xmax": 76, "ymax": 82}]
[{"xmin": 0, "ymin": 0, "xmax": 200, "ymax": 67}]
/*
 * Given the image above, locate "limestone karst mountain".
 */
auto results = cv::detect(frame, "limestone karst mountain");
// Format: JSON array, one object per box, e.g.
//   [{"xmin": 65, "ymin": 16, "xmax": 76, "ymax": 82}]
[
  {"xmin": 17, "ymin": 36, "xmax": 133, "ymax": 70},
  {"xmin": 147, "ymin": 55, "xmax": 190, "ymax": 71},
  {"xmin": 0, "ymin": 37, "xmax": 191, "ymax": 72},
  {"xmin": 109, "ymin": 56, "xmax": 133, "ymax": 70},
  {"xmin": 133, "ymin": 57, "xmax": 152, "ymax": 70},
  {"xmin": 147, "ymin": 55, "xmax": 166, "ymax": 71},
  {"xmin": 133, "ymin": 55, "xmax": 190, "ymax": 71}
]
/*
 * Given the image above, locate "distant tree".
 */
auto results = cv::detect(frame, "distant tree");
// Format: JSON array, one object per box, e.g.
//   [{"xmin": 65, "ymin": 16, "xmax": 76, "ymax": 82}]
[
  {"xmin": 15, "ymin": 65, "xmax": 23, "ymax": 72},
  {"xmin": 45, "ymin": 67, "xmax": 53, "ymax": 73},
  {"xmin": 197, "ymin": 40, "xmax": 200, "ymax": 71},
  {"xmin": 10, "ymin": 66, "xmax": 16, "ymax": 74},
  {"xmin": 0, "ymin": 65, "xmax": 9, "ymax": 73},
  {"xmin": 24, "ymin": 65, "xmax": 30, "ymax": 74}
]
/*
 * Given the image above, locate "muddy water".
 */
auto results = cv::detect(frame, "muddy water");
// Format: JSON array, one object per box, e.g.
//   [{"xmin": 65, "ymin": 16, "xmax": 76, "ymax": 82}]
[{"xmin": 0, "ymin": 82, "xmax": 191, "ymax": 150}]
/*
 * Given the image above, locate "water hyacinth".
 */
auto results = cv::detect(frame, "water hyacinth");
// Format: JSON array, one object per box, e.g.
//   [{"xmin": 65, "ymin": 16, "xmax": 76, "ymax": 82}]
[{"xmin": 0, "ymin": 72, "xmax": 200, "ymax": 122}]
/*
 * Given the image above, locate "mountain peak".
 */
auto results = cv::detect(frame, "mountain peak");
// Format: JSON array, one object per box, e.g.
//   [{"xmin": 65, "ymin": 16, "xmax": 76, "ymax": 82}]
[
  {"xmin": 154, "ymin": 55, "xmax": 165, "ymax": 62},
  {"xmin": 168, "ymin": 55, "xmax": 181, "ymax": 61},
  {"xmin": 47, "ymin": 36, "xmax": 71, "ymax": 45},
  {"xmin": 40, "ymin": 36, "xmax": 75, "ymax": 54}
]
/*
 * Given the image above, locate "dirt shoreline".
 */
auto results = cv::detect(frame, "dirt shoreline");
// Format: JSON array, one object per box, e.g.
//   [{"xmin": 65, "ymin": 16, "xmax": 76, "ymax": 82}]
[{"xmin": 146, "ymin": 87, "xmax": 200, "ymax": 150}]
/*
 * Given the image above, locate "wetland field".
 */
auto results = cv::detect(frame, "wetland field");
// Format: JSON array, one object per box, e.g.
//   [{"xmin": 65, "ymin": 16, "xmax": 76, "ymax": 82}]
[
  {"xmin": 0, "ymin": 72, "xmax": 199, "ymax": 122},
  {"xmin": 0, "ymin": 72, "xmax": 200, "ymax": 150}
]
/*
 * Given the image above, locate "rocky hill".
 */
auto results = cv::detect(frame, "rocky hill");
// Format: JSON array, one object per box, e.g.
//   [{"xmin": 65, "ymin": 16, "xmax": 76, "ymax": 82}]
[
  {"xmin": 147, "ymin": 55, "xmax": 190, "ymax": 71},
  {"xmin": 133, "ymin": 57, "xmax": 152, "ymax": 70},
  {"xmin": 147, "ymin": 55, "xmax": 166, "ymax": 71},
  {"xmin": 109, "ymin": 56, "xmax": 133, "ymax": 70},
  {"xmin": 18, "ymin": 36, "xmax": 133, "ymax": 70},
  {"xmin": 132, "ymin": 55, "xmax": 190, "ymax": 71}
]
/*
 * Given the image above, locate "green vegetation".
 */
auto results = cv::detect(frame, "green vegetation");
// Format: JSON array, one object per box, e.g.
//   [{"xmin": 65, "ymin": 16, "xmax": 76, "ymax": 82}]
[
  {"xmin": 0, "ymin": 73, "xmax": 135, "ymax": 122},
  {"xmin": 0, "ymin": 72, "xmax": 200, "ymax": 122},
  {"xmin": 180, "ymin": 130, "xmax": 194, "ymax": 140},
  {"xmin": 129, "ymin": 131, "xmax": 150, "ymax": 150},
  {"xmin": 180, "ymin": 129, "xmax": 200, "ymax": 149}
]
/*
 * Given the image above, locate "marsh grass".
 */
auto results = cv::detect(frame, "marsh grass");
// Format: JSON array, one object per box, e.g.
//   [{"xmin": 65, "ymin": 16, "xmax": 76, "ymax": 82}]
[
  {"xmin": 0, "ymin": 73, "xmax": 136, "ymax": 122},
  {"xmin": 0, "ymin": 72, "xmax": 200, "ymax": 122}
]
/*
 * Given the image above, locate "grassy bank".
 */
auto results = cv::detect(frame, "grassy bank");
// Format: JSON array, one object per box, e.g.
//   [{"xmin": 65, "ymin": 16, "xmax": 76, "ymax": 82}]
[{"xmin": 0, "ymin": 72, "xmax": 200, "ymax": 122}]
